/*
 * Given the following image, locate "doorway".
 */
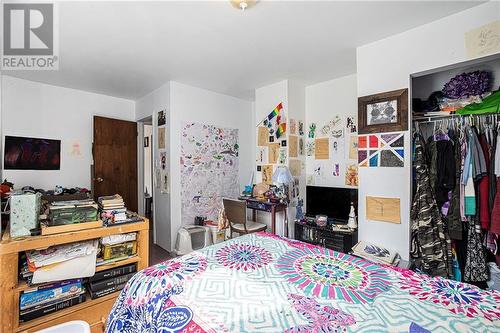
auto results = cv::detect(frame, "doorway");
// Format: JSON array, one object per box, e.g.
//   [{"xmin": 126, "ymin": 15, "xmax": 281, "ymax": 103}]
[{"xmin": 137, "ymin": 116, "xmax": 172, "ymax": 265}]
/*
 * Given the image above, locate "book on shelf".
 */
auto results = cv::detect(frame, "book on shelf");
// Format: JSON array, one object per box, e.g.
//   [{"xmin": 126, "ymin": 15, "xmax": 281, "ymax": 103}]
[
  {"xmin": 96, "ymin": 254, "xmax": 138, "ymax": 267},
  {"xmin": 89, "ymin": 282, "xmax": 127, "ymax": 300},
  {"xmin": 20, "ymin": 279, "xmax": 83, "ymax": 311},
  {"xmin": 89, "ymin": 263, "xmax": 137, "ymax": 283},
  {"xmin": 19, "ymin": 292, "xmax": 86, "ymax": 322},
  {"xmin": 88, "ymin": 272, "xmax": 136, "ymax": 292}
]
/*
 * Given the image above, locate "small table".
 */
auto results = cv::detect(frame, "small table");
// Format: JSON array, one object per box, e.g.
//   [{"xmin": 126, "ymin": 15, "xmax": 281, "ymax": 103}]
[{"xmin": 243, "ymin": 198, "xmax": 289, "ymax": 237}]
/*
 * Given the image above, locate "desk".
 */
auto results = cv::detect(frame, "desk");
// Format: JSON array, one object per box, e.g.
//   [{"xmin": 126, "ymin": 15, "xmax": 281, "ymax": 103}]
[{"xmin": 243, "ymin": 198, "xmax": 289, "ymax": 237}]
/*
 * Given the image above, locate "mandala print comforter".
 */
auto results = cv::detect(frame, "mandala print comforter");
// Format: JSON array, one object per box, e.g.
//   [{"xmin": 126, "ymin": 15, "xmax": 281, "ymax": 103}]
[{"xmin": 106, "ymin": 232, "xmax": 500, "ymax": 333}]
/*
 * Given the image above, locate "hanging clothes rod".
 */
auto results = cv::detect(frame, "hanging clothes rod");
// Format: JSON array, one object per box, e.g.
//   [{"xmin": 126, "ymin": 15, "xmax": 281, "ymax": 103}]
[{"xmin": 413, "ymin": 112, "xmax": 499, "ymax": 124}]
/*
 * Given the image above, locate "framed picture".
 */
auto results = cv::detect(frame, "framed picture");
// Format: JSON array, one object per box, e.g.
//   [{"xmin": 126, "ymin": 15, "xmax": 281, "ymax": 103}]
[
  {"xmin": 4, "ymin": 136, "xmax": 61, "ymax": 170},
  {"xmin": 358, "ymin": 88, "xmax": 408, "ymax": 134}
]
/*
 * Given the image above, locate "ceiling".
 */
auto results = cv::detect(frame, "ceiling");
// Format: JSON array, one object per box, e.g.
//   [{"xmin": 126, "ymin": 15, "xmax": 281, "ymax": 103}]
[{"xmin": 4, "ymin": 1, "xmax": 484, "ymax": 101}]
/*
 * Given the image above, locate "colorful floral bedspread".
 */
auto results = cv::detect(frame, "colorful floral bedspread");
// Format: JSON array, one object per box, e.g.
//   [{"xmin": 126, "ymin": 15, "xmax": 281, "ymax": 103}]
[{"xmin": 106, "ymin": 232, "xmax": 500, "ymax": 333}]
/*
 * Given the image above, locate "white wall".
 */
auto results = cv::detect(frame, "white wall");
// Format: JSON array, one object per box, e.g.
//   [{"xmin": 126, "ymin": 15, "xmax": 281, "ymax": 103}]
[
  {"xmin": 1, "ymin": 76, "xmax": 135, "ymax": 189},
  {"xmin": 305, "ymin": 74, "xmax": 358, "ymax": 188},
  {"xmin": 169, "ymin": 81, "xmax": 254, "ymax": 250},
  {"xmin": 356, "ymin": 2, "xmax": 500, "ymax": 260}
]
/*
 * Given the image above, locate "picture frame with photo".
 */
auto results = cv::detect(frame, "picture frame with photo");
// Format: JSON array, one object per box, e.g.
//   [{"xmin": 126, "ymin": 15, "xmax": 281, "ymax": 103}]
[{"xmin": 358, "ymin": 88, "xmax": 408, "ymax": 134}]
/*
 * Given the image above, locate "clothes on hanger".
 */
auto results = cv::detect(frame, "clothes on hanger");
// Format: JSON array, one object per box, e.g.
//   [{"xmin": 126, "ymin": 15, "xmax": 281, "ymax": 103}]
[
  {"xmin": 412, "ymin": 114, "xmax": 499, "ymax": 282},
  {"xmin": 411, "ymin": 134, "xmax": 452, "ymax": 277}
]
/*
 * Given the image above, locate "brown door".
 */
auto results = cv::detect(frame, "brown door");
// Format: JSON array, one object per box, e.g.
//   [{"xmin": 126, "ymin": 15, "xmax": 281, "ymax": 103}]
[{"xmin": 93, "ymin": 116, "xmax": 138, "ymax": 212}]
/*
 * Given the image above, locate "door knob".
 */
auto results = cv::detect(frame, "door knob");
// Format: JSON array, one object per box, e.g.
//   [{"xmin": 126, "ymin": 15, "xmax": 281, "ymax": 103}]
[{"xmin": 96, "ymin": 177, "xmax": 104, "ymax": 183}]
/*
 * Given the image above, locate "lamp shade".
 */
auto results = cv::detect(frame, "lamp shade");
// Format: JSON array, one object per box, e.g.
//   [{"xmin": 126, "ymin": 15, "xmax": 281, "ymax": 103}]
[{"xmin": 272, "ymin": 166, "xmax": 293, "ymax": 184}]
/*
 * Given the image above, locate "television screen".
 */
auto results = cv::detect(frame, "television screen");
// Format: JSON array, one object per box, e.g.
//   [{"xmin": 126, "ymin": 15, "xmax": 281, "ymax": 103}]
[
  {"xmin": 4, "ymin": 136, "xmax": 61, "ymax": 170},
  {"xmin": 306, "ymin": 186, "xmax": 357, "ymax": 222}
]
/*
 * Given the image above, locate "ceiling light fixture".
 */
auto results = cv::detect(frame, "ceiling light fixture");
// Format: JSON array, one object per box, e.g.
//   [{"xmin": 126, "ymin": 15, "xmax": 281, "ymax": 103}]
[{"xmin": 230, "ymin": 0, "xmax": 256, "ymax": 11}]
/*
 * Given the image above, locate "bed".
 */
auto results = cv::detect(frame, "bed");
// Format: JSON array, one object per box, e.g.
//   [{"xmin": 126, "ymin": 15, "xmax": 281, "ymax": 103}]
[{"xmin": 106, "ymin": 232, "xmax": 500, "ymax": 333}]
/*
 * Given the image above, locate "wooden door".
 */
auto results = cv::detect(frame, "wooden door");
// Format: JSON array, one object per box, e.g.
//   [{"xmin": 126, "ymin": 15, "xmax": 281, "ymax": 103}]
[{"xmin": 93, "ymin": 116, "xmax": 138, "ymax": 212}]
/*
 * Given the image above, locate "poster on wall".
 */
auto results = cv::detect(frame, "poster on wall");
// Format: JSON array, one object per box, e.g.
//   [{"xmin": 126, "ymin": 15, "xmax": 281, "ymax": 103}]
[
  {"xmin": 262, "ymin": 165, "xmax": 273, "ymax": 185},
  {"xmin": 315, "ymin": 138, "xmax": 329, "ymax": 160},
  {"xmin": 158, "ymin": 110, "xmax": 166, "ymax": 126},
  {"xmin": 268, "ymin": 143, "xmax": 280, "ymax": 164},
  {"xmin": 158, "ymin": 127, "xmax": 166, "ymax": 149},
  {"xmin": 4, "ymin": 136, "xmax": 61, "ymax": 170},
  {"xmin": 290, "ymin": 119, "xmax": 297, "ymax": 135},
  {"xmin": 180, "ymin": 122, "xmax": 239, "ymax": 225},
  {"xmin": 358, "ymin": 133, "xmax": 404, "ymax": 168},
  {"xmin": 348, "ymin": 135, "xmax": 358, "ymax": 160},
  {"xmin": 289, "ymin": 135, "xmax": 298, "ymax": 157},
  {"xmin": 256, "ymin": 147, "xmax": 268, "ymax": 164}
]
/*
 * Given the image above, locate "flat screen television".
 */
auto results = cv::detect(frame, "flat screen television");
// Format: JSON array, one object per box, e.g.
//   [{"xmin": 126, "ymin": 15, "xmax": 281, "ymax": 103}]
[
  {"xmin": 3, "ymin": 136, "xmax": 61, "ymax": 170},
  {"xmin": 306, "ymin": 186, "xmax": 358, "ymax": 223}
]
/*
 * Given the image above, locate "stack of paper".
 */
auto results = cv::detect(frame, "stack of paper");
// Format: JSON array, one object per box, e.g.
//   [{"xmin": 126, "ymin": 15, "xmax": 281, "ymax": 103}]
[{"xmin": 26, "ymin": 240, "xmax": 98, "ymax": 284}]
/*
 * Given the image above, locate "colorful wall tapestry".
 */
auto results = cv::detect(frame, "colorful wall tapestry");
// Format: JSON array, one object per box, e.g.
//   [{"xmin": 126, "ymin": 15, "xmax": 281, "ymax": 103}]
[
  {"xmin": 358, "ymin": 133, "xmax": 404, "ymax": 167},
  {"xmin": 180, "ymin": 122, "xmax": 239, "ymax": 225}
]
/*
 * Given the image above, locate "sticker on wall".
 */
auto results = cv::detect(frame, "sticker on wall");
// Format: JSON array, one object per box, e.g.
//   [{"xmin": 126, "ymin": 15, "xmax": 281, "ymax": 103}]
[
  {"xmin": 290, "ymin": 119, "xmax": 297, "ymax": 135},
  {"xmin": 298, "ymin": 121, "xmax": 304, "ymax": 136},
  {"xmin": 288, "ymin": 135, "xmax": 298, "ymax": 157},
  {"xmin": 346, "ymin": 116, "xmax": 357, "ymax": 133},
  {"xmin": 313, "ymin": 162, "xmax": 327, "ymax": 184},
  {"xmin": 345, "ymin": 163, "xmax": 358, "ymax": 187},
  {"xmin": 158, "ymin": 127, "xmax": 166, "ymax": 149},
  {"xmin": 315, "ymin": 138, "xmax": 329, "ymax": 160},
  {"xmin": 465, "ymin": 20, "xmax": 500, "ymax": 59},
  {"xmin": 269, "ymin": 135, "xmax": 275, "ymax": 143},
  {"xmin": 358, "ymin": 132, "xmax": 404, "ymax": 168},
  {"xmin": 308, "ymin": 123, "xmax": 317, "ymax": 138},
  {"xmin": 70, "ymin": 141, "xmax": 82, "ymax": 157},
  {"xmin": 278, "ymin": 148, "xmax": 287, "ymax": 164},
  {"xmin": 160, "ymin": 152, "xmax": 167, "ymax": 170},
  {"xmin": 160, "ymin": 170, "xmax": 169, "ymax": 194},
  {"xmin": 330, "ymin": 137, "xmax": 344, "ymax": 162},
  {"xmin": 306, "ymin": 140, "xmax": 315, "ymax": 157},
  {"xmin": 333, "ymin": 163, "xmax": 340, "ymax": 177},
  {"xmin": 281, "ymin": 140, "xmax": 287, "ymax": 147},
  {"xmin": 306, "ymin": 174, "xmax": 314, "ymax": 185},
  {"xmin": 320, "ymin": 116, "xmax": 341, "ymax": 136},
  {"xmin": 298, "ymin": 137, "xmax": 304, "ymax": 156},
  {"xmin": 158, "ymin": 110, "xmax": 166, "ymax": 126},
  {"xmin": 256, "ymin": 146, "xmax": 268, "ymax": 164}
]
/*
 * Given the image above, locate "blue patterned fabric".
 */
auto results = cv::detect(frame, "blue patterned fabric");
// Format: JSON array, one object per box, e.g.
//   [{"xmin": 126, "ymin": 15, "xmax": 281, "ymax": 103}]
[{"xmin": 107, "ymin": 233, "xmax": 500, "ymax": 333}]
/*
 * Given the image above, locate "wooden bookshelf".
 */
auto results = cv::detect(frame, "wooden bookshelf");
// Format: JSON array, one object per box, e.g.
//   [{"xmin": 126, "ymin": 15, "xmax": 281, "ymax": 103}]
[{"xmin": 0, "ymin": 219, "xmax": 149, "ymax": 333}]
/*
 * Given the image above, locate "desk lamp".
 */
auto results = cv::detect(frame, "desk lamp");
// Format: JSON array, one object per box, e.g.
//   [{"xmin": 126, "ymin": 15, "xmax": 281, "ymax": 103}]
[{"xmin": 272, "ymin": 166, "xmax": 293, "ymax": 203}]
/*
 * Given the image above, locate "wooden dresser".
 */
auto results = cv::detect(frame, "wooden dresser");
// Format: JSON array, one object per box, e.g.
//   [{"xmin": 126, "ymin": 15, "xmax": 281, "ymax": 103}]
[{"xmin": 0, "ymin": 219, "xmax": 149, "ymax": 333}]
